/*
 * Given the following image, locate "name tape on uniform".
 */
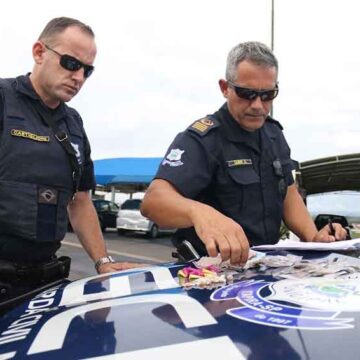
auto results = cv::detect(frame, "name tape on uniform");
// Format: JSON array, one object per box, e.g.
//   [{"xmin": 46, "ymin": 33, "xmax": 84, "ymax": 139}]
[
  {"xmin": 11, "ymin": 129, "xmax": 50, "ymax": 142},
  {"xmin": 227, "ymin": 159, "xmax": 252, "ymax": 167}
]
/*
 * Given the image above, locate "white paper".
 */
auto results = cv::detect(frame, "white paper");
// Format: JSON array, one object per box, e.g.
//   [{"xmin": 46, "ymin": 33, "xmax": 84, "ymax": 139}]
[{"xmin": 252, "ymin": 238, "xmax": 360, "ymax": 252}]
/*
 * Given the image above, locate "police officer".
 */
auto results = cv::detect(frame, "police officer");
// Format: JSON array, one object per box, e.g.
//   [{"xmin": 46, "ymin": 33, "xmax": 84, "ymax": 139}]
[
  {"xmin": 141, "ymin": 41, "xmax": 347, "ymax": 266},
  {"xmin": 0, "ymin": 17, "xmax": 141, "ymax": 304}
]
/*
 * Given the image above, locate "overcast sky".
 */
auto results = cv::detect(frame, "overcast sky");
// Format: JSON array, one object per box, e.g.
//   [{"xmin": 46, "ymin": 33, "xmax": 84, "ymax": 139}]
[
  {"xmin": 2, "ymin": 0, "xmax": 360, "ymax": 216},
  {"xmin": 2, "ymin": 0, "xmax": 360, "ymax": 164}
]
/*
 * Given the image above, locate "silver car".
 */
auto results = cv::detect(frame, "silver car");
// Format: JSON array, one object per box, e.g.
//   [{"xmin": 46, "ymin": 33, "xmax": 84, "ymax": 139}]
[{"xmin": 116, "ymin": 199, "xmax": 175, "ymax": 238}]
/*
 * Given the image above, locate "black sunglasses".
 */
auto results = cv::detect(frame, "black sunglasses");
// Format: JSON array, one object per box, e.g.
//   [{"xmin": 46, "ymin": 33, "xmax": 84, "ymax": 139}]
[
  {"xmin": 228, "ymin": 81, "xmax": 279, "ymax": 101},
  {"xmin": 44, "ymin": 44, "xmax": 94, "ymax": 78}
]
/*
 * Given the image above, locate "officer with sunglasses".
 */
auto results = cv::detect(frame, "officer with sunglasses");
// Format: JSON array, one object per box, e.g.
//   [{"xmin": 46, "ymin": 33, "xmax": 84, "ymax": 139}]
[
  {"xmin": 141, "ymin": 41, "xmax": 347, "ymax": 266},
  {"xmin": 0, "ymin": 17, "xmax": 141, "ymax": 306}
]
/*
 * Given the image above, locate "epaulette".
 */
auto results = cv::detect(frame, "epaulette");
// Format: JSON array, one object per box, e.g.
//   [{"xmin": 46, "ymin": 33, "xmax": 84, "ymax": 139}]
[
  {"xmin": 266, "ymin": 116, "xmax": 283, "ymax": 130},
  {"xmin": 187, "ymin": 117, "xmax": 220, "ymax": 136}
]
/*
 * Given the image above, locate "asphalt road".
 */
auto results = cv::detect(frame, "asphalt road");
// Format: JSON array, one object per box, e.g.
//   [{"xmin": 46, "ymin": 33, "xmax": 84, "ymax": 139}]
[{"xmin": 57, "ymin": 229, "xmax": 175, "ymax": 280}]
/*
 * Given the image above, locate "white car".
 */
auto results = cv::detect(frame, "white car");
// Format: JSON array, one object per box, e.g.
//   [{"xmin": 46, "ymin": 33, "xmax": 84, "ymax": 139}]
[{"xmin": 116, "ymin": 199, "xmax": 175, "ymax": 238}]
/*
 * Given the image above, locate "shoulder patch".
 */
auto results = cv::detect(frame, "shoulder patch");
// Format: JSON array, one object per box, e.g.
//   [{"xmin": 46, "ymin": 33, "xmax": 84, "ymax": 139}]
[
  {"xmin": 188, "ymin": 117, "xmax": 220, "ymax": 136},
  {"xmin": 266, "ymin": 116, "xmax": 283, "ymax": 130}
]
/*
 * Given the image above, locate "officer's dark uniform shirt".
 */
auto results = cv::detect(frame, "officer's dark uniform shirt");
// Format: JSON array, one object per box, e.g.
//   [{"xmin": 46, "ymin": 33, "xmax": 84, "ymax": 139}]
[
  {"xmin": 0, "ymin": 75, "xmax": 95, "ymax": 262},
  {"xmin": 155, "ymin": 103, "xmax": 295, "ymax": 255}
]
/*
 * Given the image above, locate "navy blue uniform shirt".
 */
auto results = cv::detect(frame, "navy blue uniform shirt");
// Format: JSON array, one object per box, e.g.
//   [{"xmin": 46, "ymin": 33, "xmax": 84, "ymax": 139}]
[
  {"xmin": 156, "ymin": 103, "xmax": 295, "ymax": 255},
  {"xmin": 0, "ymin": 75, "xmax": 95, "ymax": 261}
]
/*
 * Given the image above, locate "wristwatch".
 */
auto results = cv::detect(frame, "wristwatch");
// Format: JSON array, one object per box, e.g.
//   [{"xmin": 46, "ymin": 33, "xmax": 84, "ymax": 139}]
[{"xmin": 94, "ymin": 255, "xmax": 115, "ymax": 271}]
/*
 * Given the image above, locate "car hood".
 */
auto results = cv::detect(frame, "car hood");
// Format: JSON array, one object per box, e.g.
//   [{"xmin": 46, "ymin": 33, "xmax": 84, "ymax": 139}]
[{"xmin": 1, "ymin": 258, "xmax": 360, "ymax": 359}]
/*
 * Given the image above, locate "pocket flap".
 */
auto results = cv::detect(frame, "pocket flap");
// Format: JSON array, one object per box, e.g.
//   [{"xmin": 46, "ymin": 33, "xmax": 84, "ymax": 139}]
[{"xmin": 227, "ymin": 166, "xmax": 260, "ymax": 185}]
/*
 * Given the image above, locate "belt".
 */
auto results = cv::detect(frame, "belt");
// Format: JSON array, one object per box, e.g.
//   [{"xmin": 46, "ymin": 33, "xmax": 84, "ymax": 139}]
[{"xmin": 0, "ymin": 256, "xmax": 71, "ymax": 285}]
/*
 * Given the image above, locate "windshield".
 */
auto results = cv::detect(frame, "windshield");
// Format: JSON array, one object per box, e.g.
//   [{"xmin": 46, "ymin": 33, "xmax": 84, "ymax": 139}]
[{"xmin": 121, "ymin": 199, "xmax": 142, "ymax": 210}]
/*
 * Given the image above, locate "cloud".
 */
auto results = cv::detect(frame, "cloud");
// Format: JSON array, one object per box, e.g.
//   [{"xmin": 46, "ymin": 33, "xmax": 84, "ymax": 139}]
[{"xmin": 2, "ymin": 0, "xmax": 360, "ymax": 165}]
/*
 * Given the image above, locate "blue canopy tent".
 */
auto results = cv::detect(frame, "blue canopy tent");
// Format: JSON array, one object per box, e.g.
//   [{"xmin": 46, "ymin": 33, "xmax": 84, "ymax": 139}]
[
  {"xmin": 93, "ymin": 153, "xmax": 360, "ymax": 198},
  {"xmin": 93, "ymin": 157, "xmax": 162, "ymax": 193}
]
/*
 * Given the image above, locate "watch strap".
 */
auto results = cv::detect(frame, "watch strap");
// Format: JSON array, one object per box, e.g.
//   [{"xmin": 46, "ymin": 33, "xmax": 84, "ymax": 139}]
[{"xmin": 94, "ymin": 255, "xmax": 115, "ymax": 271}]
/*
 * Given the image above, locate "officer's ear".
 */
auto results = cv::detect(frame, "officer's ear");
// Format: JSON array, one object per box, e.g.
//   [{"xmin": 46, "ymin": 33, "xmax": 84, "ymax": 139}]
[
  {"xmin": 32, "ymin": 41, "xmax": 46, "ymax": 64},
  {"xmin": 219, "ymin": 79, "xmax": 230, "ymax": 98}
]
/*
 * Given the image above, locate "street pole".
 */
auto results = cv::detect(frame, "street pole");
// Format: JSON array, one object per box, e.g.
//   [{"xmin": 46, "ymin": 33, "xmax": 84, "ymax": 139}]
[
  {"xmin": 271, "ymin": 0, "xmax": 275, "ymax": 52},
  {"xmin": 270, "ymin": 0, "xmax": 275, "ymax": 117}
]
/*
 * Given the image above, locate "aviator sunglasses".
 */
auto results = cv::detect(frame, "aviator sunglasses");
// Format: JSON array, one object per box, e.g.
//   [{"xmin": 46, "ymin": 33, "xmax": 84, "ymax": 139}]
[
  {"xmin": 44, "ymin": 44, "xmax": 94, "ymax": 78},
  {"xmin": 228, "ymin": 81, "xmax": 279, "ymax": 101}
]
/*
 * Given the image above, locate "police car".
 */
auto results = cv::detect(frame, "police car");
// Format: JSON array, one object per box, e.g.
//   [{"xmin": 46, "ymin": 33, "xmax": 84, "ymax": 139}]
[{"xmin": 1, "ymin": 250, "xmax": 360, "ymax": 359}]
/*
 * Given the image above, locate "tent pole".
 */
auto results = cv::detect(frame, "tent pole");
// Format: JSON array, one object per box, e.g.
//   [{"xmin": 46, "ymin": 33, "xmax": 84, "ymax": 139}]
[{"xmin": 111, "ymin": 186, "xmax": 115, "ymax": 202}]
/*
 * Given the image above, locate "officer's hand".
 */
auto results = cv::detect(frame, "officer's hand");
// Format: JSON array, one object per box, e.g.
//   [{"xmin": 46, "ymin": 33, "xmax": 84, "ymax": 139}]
[
  {"xmin": 190, "ymin": 203, "xmax": 249, "ymax": 266},
  {"xmin": 97, "ymin": 262, "xmax": 148, "ymax": 274},
  {"xmin": 312, "ymin": 223, "xmax": 347, "ymax": 242}
]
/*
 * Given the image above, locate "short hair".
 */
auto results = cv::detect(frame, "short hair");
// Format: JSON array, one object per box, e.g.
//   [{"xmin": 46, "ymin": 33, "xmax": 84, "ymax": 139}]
[
  {"xmin": 38, "ymin": 17, "xmax": 95, "ymax": 44},
  {"xmin": 225, "ymin": 41, "xmax": 278, "ymax": 82}
]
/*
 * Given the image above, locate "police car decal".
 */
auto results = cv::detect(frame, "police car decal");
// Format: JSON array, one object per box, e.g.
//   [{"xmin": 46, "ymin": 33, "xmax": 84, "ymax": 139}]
[
  {"xmin": 211, "ymin": 278, "xmax": 358, "ymax": 330},
  {"xmin": 2, "ymin": 256, "xmax": 360, "ymax": 359},
  {"xmin": 0, "ymin": 265, "xmax": 246, "ymax": 359},
  {"xmin": 162, "ymin": 148, "xmax": 184, "ymax": 167}
]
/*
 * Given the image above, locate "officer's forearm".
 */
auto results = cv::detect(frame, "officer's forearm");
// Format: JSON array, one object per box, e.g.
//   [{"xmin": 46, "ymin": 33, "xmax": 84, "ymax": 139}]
[
  {"xmin": 67, "ymin": 191, "xmax": 108, "ymax": 262},
  {"xmin": 141, "ymin": 179, "xmax": 198, "ymax": 228},
  {"xmin": 283, "ymin": 185, "xmax": 318, "ymax": 241}
]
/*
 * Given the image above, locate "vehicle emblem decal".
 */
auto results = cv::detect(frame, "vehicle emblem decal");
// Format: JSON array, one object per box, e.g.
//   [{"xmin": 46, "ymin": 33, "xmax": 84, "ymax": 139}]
[{"xmin": 211, "ymin": 279, "xmax": 357, "ymax": 330}]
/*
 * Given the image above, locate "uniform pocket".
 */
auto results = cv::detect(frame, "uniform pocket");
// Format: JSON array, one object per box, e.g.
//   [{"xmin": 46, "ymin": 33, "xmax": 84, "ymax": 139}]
[
  {"xmin": 227, "ymin": 166, "xmax": 260, "ymax": 185},
  {"xmin": 214, "ymin": 166, "xmax": 260, "ymax": 216},
  {"xmin": 227, "ymin": 166, "xmax": 261, "ymax": 214},
  {"xmin": 0, "ymin": 180, "xmax": 37, "ymax": 240}
]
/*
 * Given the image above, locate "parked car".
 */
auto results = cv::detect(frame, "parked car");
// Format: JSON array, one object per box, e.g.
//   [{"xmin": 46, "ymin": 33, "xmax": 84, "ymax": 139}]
[
  {"xmin": 314, "ymin": 213, "xmax": 352, "ymax": 239},
  {"xmin": 116, "ymin": 199, "xmax": 174, "ymax": 238},
  {"xmin": 92, "ymin": 199, "xmax": 119, "ymax": 232}
]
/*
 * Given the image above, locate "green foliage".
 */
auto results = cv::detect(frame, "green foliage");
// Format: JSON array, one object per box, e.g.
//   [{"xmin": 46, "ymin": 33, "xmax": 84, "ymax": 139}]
[{"xmin": 279, "ymin": 222, "xmax": 290, "ymax": 240}]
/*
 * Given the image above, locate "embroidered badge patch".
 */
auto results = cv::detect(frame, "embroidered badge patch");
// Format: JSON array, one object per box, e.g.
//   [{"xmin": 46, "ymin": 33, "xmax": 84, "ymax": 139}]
[
  {"xmin": 162, "ymin": 148, "xmax": 185, "ymax": 167},
  {"xmin": 191, "ymin": 118, "xmax": 214, "ymax": 132},
  {"xmin": 11, "ymin": 129, "xmax": 49, "ymax": 142},
  {"xmin": 38, "ymin": 187, "xmax": 58, "ymax": 204}
]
